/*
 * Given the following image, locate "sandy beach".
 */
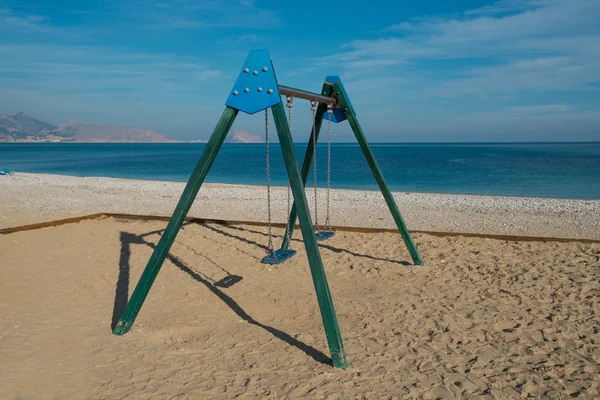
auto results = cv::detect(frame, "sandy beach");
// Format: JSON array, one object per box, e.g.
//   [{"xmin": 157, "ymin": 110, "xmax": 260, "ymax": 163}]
[{"xmin": 1, "ymin": 172, "xmax": 600, "ymax": 399}]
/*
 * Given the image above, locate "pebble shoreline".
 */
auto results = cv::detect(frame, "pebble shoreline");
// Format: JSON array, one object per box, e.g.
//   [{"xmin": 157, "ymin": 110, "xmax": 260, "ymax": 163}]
[{"xmin": 2, "ymin": 172, "xmax": 599, "ymax": 240}]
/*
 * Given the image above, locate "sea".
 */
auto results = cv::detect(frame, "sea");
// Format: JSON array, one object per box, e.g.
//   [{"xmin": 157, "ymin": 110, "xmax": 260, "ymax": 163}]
[{"xmin": 1, "ymin": 142, "xmax": 599, "ymax": 200}]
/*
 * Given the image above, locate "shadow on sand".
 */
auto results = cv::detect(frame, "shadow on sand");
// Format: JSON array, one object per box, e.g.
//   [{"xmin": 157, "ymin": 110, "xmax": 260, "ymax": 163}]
[{"xmin": 111, "ymin": 225, "xmax": 331, "ymax": 366}]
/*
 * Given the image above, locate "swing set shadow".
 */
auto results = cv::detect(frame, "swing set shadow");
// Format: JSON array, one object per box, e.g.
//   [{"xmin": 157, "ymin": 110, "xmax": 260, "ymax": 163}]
[
  {"xmin": 207, "ymin": 223, "xmax": 412, "ymax": 267},
  {"xmin": 110, "ymin": 224, "xmax": 332, "ymax": 366}
]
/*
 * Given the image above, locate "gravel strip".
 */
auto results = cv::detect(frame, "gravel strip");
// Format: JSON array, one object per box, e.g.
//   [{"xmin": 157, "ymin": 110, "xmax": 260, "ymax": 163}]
[{"xmin": 1, "ymin": 172, "xmax": 599, "ymax": 239}]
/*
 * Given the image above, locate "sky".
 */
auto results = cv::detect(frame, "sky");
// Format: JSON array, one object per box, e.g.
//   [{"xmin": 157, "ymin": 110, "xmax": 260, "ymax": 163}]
[{"xmin": 0, "ymin": 0, "xmax": 599, "ymax": 142}]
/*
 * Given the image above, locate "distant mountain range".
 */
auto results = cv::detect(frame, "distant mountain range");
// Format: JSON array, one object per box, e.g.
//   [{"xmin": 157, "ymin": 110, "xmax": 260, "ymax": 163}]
[
  {"xmin": 0, "ymin": 112, "xmax": 263, "ymax": 143},
  {"xmin": 225, "ymin": 130, "xmax": 263, "ymax": 144}
]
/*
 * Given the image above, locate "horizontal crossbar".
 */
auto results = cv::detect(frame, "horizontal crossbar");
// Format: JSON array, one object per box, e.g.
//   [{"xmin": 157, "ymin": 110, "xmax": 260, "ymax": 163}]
[{"xmin": 278, "ymin": 85, "xmax": 337, "ymax": 106}]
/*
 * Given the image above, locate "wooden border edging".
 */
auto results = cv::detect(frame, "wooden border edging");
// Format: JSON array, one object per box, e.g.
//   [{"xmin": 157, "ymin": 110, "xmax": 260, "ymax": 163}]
[
  {"xmin": 3, "ymin": 212, "xmax": 599, "ymax": 244},
  {"xmin": 0, "ymin": 213, "xmax": 106, "ymax": 234}
]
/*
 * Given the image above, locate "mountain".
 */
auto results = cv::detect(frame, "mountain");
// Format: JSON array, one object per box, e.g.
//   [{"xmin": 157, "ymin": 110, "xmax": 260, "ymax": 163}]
[
  {"xmin": 55, "ymin": 121, "xmax": 174, "ymax": 143},
  {"xmin": 0, "ymin": 112, "xmax": 62, "ymax": 142},
  {"xmin": 225, "ymin": 130, "xmax": 263, "ymax": 143},
  {"xmin": 0, "ymin": 112, "xmax": 174, "ymax": 143}
]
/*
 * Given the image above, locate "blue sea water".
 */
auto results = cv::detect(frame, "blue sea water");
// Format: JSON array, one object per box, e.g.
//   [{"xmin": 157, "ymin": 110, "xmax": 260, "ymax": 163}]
[{"xmin": 1, "ymin": 142, "xmax": 599, "ymax": 199}]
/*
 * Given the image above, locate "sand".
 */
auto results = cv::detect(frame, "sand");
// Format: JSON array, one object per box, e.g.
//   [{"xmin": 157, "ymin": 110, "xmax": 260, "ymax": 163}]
[
  {"xmin": 1, "ymin": 172, "xmax": 600, "ymax": 239},
  {"xmin": 1, "ymin": 217, "xmax": 600, "ymax": 399}
]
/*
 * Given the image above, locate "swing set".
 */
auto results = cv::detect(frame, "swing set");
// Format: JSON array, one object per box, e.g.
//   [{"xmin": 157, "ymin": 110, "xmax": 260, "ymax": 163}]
[{"xmin": 113, "ymin": 49, "xmax": 423, "ymax": 370}]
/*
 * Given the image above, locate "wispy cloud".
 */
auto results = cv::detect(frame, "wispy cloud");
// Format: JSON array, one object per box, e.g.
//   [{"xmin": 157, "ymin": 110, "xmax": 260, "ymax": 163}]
[
  {"xmin": 126, "ymin": 0, "xmax": 283, "ymax": 31},
  {"xmin": 508, "ymin": 104, "xmax": 569, "ymax": 113},
  {"xmin": 0, "ymin": 8, "xmax": 57, "ymax": 33},
  {"xmin": 322, "ymin": 0, "xmax": 600, "ymax": 98},
  {"xmin": 0, "ymin": 44, "xmax": 224, "ymax": 97},
  {"xmin": 216, "ymin": 34, "xmax": 266, "ymax": 45}
]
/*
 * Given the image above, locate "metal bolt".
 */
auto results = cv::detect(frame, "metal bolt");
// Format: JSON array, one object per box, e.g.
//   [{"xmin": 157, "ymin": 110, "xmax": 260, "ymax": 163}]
[
  {"xmin": 244, "ymin": 68, "xmax": 249, "ymax": 73},
  {"xmin": 233, "ymin": 90, "xmax": 238, "ymax": 95},
  {"xmin": 267, "ymin": 88, "xmax": 273, "ymax": 94},
  {"xmin": 257, "ymin": 87, "xmax": 263, "ymax": 92},
  {"xmin": 253, "ymin": 70, "xmax": 258, "ymax": 75},
  {"xmin": 262, "ymin": 67, "xmax": 268, "ymax": 72},
  {"xmin": 244, "ymin": 88, "xmax": 249, "ymax": 92}
]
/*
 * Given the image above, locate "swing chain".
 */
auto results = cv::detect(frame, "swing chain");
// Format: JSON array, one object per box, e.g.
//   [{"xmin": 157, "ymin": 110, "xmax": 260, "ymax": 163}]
[
  {"xmin": 265, "ymin": 108, "xmax": 275, "ymax": 256},
  {"xmin": 285, "ymin": 97, "xmax": 294, "ymax": 247},
  {"xmin": 326, "ymin": 104, "xmax": 333, "ymax": 232},
  {"xmin": 311, "ymin": 100, "xmax": 320, "ymax": 233}
]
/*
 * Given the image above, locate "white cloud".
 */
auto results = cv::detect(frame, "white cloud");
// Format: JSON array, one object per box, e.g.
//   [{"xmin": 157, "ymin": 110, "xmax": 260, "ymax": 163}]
[
  {"xmin": 508, "ymin": 104, "xmax": 569, "ymax": 114},
  {"xmin": 0, "ymin": 44, "xmax": 224, "ymax": 101},
  {"xmin": 128, "ymin": 0, "xmax": 283, "ymax": 30},
  {"xmin": 0, "ymin": 8, "xmax": 57, "ymax": 33},
  {"xmin": 321, "ymin": 0, "xmax": 600, "ymax": 98}
]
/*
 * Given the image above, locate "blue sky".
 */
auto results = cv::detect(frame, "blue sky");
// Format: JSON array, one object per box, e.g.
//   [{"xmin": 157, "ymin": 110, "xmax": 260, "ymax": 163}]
[{"xmin": 1, "ymin": 0, "xmax": 599, "ymax": 142}]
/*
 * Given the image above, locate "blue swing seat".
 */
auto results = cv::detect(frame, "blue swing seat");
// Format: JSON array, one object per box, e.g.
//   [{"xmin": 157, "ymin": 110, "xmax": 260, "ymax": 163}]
[
  {"xmin": 315, "ymin": 231, "xmax": 335, "ymax": 241},
  {"xmin": 261, "ymin": 248, "xmax": 297, "ymax": 265}
]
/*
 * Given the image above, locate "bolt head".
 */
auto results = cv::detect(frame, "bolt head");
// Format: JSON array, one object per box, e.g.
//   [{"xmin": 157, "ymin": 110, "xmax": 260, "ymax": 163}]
[
  {"xmin": 244, "ymin": 68, "xmax": 249, "ymax": 73},
  {"xmin": 262, "ymin": 67, "xmax": 268, "ymax": 72},
  {"xmin": 257, "ymin": 87, "xmax": 263, "ymax": 92},
  {"xmin": 253, "ymin": 70, "xmax": 258, "ymax": 75},
  {"xmin": 244, "ymin": 88, "xmax": 249, "ymax": 92},
  {"xmin": 267, "ymin": 88, "xmax": 273, "ymax": 94},
  {"xmin": 233, "ymin": 90, "xmax": 238, "ymax": 95}
]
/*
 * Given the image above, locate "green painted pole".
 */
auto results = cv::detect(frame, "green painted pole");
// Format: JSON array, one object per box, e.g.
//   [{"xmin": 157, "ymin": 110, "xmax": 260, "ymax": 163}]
[
  {"xmin": 333, "ymin": 82, "xmax": 423, "ymax": 266},
  {"xmin": 113, "ymin": 106, "xmax": 238, "ymax": 335},
  {"xmin": 271, "ymin": 102, "xmax": 348, "ymax": 369},
  {"xmin": 280, "ymin": 83, "xmax": 332, "ymax": 250}
]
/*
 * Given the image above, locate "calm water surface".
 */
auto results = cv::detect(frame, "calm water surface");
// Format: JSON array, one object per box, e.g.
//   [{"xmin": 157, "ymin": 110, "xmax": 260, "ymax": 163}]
[{"xmin": 1, "ymin": 142, "xmax": 599, "ymax": 199}]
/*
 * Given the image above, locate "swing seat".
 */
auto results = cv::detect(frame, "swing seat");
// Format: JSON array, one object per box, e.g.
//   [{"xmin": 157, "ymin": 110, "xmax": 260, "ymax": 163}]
[
  {"xmin": 261, "ymin": 248, "xmax": 297, "ymax": 265},
  {"xmin": 315, "ymin": 231, "xmax": 335, "ymax": 241}
]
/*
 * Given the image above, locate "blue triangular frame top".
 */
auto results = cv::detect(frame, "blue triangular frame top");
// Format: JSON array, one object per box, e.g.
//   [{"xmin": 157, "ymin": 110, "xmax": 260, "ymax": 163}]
[
  {"xmin": 225, "ymin": 49, "xmax": 282, "ymax": 115},
  {"xmin": 324, "ymin": 76, "xmax": 355, "ymax": 124}
]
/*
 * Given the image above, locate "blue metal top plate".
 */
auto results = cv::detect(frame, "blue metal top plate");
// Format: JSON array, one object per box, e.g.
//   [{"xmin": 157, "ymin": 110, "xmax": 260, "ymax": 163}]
[
  {"xmin": 225, "ymin": 49, "xmax": 282, "ymax": 115},
  {"xmin": 325, "ymin": 76, "xmax": 355, "ymax": 124}
]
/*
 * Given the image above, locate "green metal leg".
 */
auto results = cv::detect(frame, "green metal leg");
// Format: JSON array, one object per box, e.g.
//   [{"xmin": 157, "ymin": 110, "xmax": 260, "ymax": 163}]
[
  {"xmin": 113, "ymin": 106, "xmax": 238, "ymax": 335},
  {"xmin": 271, "ymin": 102, "xmax": 348, "ymax": 369},
  {"xmin": 281, "ymin": 83, "xmax": 332, "ymax": 250},
  {"xmin": 333, "ymin": 82, "xmax": 423, "ymax": 266}
]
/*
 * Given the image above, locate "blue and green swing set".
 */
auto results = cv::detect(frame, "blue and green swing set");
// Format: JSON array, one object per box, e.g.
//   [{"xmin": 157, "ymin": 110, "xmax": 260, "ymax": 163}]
[{"xmin": 112, "ymin": 49, "xmax": 423, "ymax": 370}]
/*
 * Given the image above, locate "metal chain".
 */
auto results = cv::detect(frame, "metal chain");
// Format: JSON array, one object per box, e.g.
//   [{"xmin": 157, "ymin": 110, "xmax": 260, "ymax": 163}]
[
  {"xmin": 265, "ymin": 108, "xmax": 275, "ymax": 256},
  {"xmin": 311, "ymin": 101, "xmax": 319, "ymax": 233},
  {"xmin": 285, "ymin": 97, "xmax": 293, "ymax": 247},
  {"xmin": 326, "ymin": 106, "xmax": 332, "ymax": 231}
]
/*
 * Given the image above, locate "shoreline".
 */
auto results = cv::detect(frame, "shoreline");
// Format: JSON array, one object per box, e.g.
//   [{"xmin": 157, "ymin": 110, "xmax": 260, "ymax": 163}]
[
  {"xmin": 2, "ymin": 172, "xmax": 599, "ymax": 240},
  {"xmin": 4, "ymin": 171, "xmax": 600, "ymax": 202}
]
